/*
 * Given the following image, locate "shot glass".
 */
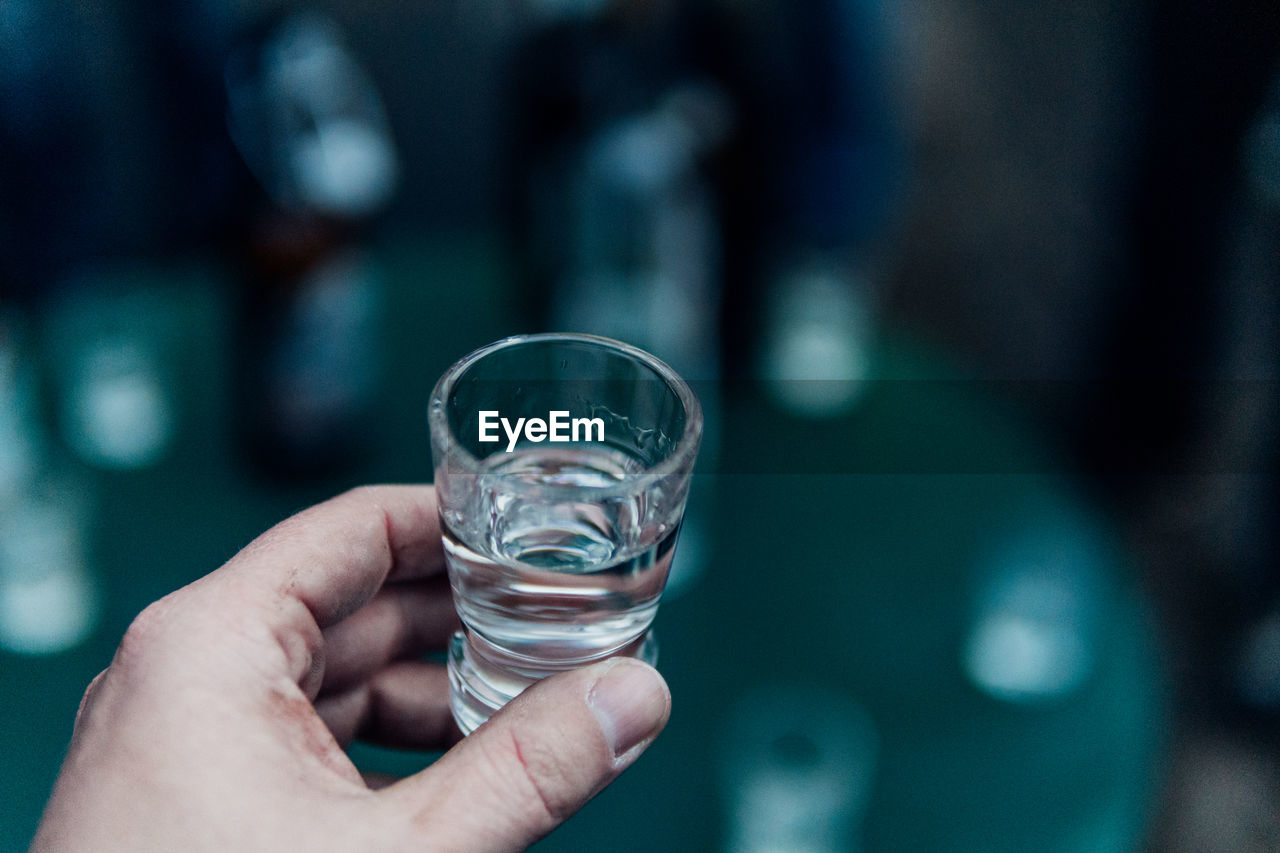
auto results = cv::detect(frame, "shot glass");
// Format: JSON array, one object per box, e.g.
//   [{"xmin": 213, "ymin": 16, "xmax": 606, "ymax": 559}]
[{"xmin": 429, "ymin": 333, "xmax": 702, "ymax": 734}]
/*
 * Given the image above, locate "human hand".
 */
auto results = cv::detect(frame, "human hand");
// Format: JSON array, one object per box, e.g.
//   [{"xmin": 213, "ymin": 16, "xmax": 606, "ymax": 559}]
[{"xmin": 32, "ymin": 486, "xmax": 670, "ymax": 852}]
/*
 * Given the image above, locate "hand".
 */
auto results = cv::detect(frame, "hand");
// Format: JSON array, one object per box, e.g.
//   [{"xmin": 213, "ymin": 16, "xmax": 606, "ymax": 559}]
[{"xmin": 32, "ymin": 486, "xmax": 671, "ymax": 852}]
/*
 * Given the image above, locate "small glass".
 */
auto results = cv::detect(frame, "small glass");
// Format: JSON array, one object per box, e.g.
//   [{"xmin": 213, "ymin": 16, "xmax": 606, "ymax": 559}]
[{"xmin": 429, "ymin": 333, "xmax": 702, "ymax": 733}]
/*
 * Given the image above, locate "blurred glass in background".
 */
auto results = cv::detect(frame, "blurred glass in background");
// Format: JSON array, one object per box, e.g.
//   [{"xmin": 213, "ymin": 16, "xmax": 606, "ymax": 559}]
[
  {"xmin": 0, "ymin": 314, "xmax": 98, "ymax": 656},
  {"xmin": 1, "ymin": 0, "xmax": 1278, "ymax": 850}
]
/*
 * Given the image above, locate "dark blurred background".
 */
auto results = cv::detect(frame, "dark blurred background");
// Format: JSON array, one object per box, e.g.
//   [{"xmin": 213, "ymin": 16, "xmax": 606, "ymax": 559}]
[{"xmin": 2, "ymin": 0, "xmax": 1279, "ymax": 850}]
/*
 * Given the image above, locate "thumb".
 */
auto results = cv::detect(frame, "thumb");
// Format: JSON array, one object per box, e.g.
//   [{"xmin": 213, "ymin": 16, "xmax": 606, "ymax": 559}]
[{"xmin": 385, "ymin": 658, "xmax": 670, "ymax": 852}]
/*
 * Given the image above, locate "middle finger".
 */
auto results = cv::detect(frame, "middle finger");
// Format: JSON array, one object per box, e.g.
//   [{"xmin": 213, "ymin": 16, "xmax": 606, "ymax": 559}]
[{"xmin": 317, "ymin": 577, "xmax": 460, "ymax": 697}]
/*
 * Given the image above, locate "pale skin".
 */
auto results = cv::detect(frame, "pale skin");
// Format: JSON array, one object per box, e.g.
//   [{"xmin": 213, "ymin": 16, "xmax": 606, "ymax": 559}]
[{"xmin": 32, "ymin": 485, "xmax": 671, "ymax": 852}]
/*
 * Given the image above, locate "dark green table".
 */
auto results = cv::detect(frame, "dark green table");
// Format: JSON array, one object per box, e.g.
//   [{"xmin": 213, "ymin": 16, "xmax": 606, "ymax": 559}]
[{"xmin": 0, "ymin": 238, "xmax": 1165, "ymax": 851}]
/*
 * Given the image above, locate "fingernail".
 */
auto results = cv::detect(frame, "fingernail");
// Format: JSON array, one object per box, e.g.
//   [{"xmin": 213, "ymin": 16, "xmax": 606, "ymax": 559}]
[{"xmin": 587, "ymin": 659, "xmax": 670, "ymax": 759}]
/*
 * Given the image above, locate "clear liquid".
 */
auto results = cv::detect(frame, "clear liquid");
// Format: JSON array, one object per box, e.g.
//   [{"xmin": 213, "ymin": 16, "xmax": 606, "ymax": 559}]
[{"xmin": 443, "ymin": 445, "xmax": 679, "ymax": 667}]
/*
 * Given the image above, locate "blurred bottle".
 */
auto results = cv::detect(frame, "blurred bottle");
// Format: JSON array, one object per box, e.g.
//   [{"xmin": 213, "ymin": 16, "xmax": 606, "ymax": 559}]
[
  {"xmin": 759, "ymin": 253, "xmax": 879, "ymax": 417},
  {"xmin": 963, "ymin": 510, "xmax": 1104, "ymax": 704},
  {"xmin": 562, "ymin": 84, "xmax": 732, "ymax": 595},
  {"xmin": 505, "ymin": 0, "xmax": 728, "ymax": 370},
  {"xmin": 719, "ymin": 684, "xmax": 878, "ymax": 853},
  {"xmin": 0, "ymin": 312, "xmax": 99, "ymax": 655},
  {"xmin": 551, "ymin": 81, "xmax": 729, "ymax": 394},
  {"xmin": 504, "ymin": 0, "xmax": 907, "ymax": 409},
  {"xmin": 505, "ymin": 0, "xmax": 735, "ymax": 595},
  {"xmin": 225, "ymin": 10, "xmax": 399, "ymax": 479},
  {"xmin": 749, "ymin": 0, "xmax": 906, "ymax": 418},
  {"xmin": 0, "ymin": 474, "xmax": 99, "ymax": 656},
  {"xmin": 42, "ymin": 274, "xmax": 180, "ymax": 471}
]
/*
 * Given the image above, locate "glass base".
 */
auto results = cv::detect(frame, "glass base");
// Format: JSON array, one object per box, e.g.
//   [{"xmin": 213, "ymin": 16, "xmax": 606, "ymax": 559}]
[{"xmin": 448, "ymin": 629, "xmax": 658, "ymax": 735}]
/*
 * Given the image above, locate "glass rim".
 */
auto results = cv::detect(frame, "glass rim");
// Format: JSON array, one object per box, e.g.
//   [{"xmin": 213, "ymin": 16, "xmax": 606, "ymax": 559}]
[{"xmin": 429, "ymin": 332, "xmax": 703, "ymax": 495}]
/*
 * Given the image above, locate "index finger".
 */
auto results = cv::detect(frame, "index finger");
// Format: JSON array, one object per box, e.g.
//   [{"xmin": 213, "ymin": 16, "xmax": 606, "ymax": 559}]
[{"xmin": 223, "ymin": 485, "xmax": 444, "ymax": 629}]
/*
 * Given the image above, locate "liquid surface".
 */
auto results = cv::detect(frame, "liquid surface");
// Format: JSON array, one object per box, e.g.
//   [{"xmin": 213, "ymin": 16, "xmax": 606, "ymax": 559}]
[{"xmin": 443, "ymin": 445, "xmax": 678, "ymax": 666}]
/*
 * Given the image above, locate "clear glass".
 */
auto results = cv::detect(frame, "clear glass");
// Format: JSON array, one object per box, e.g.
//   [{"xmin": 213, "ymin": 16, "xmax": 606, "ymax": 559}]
[{"xmin": 429, "ymin": 333, "xmax": 702, "ymax": 734}]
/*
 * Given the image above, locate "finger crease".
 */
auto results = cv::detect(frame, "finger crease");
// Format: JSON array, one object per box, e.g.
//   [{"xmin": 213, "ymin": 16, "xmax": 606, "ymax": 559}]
[
  {"xmin": 380, "ymin": 502, "xmax": 398, "ymax": 576},
  {"xmin": 507, "ymin": 728, "xmax": 564, "ymax": 825}
]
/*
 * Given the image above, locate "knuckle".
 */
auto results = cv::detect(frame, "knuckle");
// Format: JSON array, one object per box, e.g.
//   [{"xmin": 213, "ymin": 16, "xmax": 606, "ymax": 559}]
[
  {"xmin": 341, "ymin": 484, "xmax": 381, "ymax": 506},
  {"xmin": 116, "ymin": 597, "xmax": 181, "ymax": 665}
]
